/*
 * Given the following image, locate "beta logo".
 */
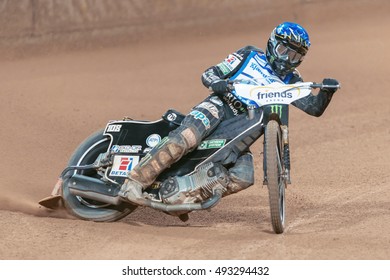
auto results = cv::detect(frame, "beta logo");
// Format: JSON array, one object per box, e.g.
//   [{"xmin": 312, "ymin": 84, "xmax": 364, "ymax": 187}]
[{"xmin": 109, "ymin": 155, "xmax": 140, "ymax": 177}]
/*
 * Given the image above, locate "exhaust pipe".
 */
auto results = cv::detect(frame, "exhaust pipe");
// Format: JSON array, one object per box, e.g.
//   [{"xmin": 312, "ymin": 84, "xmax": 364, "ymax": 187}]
[
  {"xmin": 65, "ymin": 174, "xmax": 223, "ymax": 212},
  {"xmin": 65, "ymin": 174, "xmax": 122, "ymax": 205},
  {"xmin": 138, "ymin": 187, "xmax": 223, "ymax": 212}
]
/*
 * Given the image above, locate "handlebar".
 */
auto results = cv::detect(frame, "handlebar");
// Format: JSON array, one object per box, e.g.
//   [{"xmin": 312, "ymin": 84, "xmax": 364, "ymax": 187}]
[
  {"xmin": 227, "ymin": 80, "xmax": 340, "ymax": 89},
  {"xmin": 211, "ymin": 79, "xmax": 341, "ymax": 94}
]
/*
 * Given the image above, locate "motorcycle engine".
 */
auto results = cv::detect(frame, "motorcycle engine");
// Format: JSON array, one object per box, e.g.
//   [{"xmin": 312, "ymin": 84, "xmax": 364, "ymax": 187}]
[{"xmin": 159, "ymin": 162, "xmax": 229, "ymax": 205}]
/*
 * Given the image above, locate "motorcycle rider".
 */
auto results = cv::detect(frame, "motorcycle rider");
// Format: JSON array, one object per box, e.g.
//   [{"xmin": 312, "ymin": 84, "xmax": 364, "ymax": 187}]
[{"xmin": 119, "ymin": 22, "xmax": 339, "ymax": 204}]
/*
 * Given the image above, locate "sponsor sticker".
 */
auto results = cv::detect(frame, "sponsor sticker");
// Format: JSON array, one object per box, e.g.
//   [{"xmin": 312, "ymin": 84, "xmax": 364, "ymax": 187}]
[
  {"xmin": 198, "ymin": 139, "xmax": 226, "ymax": 150},
  {"xmin": 111, "ymin": 145, "xmax": 142, "ymax": 153},
  {"xmin": 109, "ymin": 155, "xmax": 140, "ymax": 177},
  {"xmin": 146, "ymin": 134, "xmax": 161, "ymax": 148},
  {"xmin": 167, "ymin": 113, "xmax": 177, "ymax": 122}
]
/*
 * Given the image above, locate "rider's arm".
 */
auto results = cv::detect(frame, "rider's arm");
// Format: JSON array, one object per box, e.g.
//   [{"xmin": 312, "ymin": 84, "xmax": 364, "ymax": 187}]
[
  {"xmin": 292, "ymin": 89, "xmax": 335, "ymax": 117},
  {"xmin": 290, "ymin": 74, "xmax": 338, "ymax": 117}
]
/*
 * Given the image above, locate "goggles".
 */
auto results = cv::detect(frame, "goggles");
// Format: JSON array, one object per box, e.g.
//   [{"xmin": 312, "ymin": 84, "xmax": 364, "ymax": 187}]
[{"xmin": 275, "ymin": 43, "xmax": 305, "ymax": 64}]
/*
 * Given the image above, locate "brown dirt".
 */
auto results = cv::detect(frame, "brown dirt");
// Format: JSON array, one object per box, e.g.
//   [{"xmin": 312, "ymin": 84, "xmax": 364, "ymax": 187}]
[{"xmin": 1, "ymin": 1, "xmax": 390, "ymax": 260}]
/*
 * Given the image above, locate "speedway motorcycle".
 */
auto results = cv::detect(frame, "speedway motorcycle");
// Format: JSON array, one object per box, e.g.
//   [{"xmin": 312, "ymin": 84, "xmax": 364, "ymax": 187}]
[{"xmin": 39, "ymin": 79, "xmax": 339, "ymax": 234}]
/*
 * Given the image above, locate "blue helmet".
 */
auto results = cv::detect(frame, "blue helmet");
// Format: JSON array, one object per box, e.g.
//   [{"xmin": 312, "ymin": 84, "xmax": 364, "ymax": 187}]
[{"xmin": 266, "ymin": 22, "xmax": 311, "ymax": 76}]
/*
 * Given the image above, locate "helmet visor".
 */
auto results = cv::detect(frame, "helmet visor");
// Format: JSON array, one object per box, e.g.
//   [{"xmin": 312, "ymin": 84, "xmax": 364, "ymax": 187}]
[{"xmin": 275, "ymin": 43, "xmax": 304, "ymax": 64}]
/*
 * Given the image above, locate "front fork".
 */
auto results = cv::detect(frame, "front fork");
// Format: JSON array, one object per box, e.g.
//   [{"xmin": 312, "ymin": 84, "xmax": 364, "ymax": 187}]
[
  {"xmin": 280, "ymin": 125, "xmax": 291, "ymax": 184},
  {"xmin": 262, "ymin": 124, "xmax": 291, "ymax": 185}
]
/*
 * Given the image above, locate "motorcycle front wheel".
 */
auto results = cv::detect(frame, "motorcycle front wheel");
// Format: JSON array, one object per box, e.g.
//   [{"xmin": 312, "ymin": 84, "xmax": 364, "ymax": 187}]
[
  {"xmin": 62, "ymin": 129, "xmax": 137, "ymax": 222},
  {"xmin": 264, "ymin": 120, "xmax": 286, "ymax": 234}
]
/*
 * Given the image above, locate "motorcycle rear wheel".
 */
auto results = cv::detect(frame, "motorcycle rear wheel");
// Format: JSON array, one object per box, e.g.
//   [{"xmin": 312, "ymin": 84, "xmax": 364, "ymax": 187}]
[
  {"xmin": 265, "ymin": 120, "xmax": 286, "ymax": 234},
  {"xmin": 62, "ymin": 129, "xmax": 137, "ymax": 222}
]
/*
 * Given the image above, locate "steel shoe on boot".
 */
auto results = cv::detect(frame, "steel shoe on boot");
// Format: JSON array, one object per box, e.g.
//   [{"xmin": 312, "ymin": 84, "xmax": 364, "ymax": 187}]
[{"xmin": 119, "ymin": 179, "xmax": 145, "ymax": 203}]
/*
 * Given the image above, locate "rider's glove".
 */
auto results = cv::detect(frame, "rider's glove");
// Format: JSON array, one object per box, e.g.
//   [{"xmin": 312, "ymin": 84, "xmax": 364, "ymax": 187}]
[
  {"xmin": 322, "ymin": 78, "xmax": 339, "ymax": 94},
  {"xmin": 210, "ymin": 79, "xmax": 229, "ymax": 95}
]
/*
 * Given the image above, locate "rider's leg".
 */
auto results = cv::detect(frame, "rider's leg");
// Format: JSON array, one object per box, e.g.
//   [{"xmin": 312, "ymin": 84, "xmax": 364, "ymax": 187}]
[
  {"xmin": 223, "ymin": 152, "xmax": 255, "ymax": 196},
  {"xmin": 119, "ymin": 97, "xmax": 225, "ymax": 203}
]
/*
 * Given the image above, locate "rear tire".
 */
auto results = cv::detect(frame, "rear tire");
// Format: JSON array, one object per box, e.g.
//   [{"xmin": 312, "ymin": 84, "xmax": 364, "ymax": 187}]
[
  {"xmin": 62, "ymin": 129, "xmax": 137, "ymax": 222},
  {"xmin": 264, "ymin": 120, "xmax": 286, "ymax": 234}
]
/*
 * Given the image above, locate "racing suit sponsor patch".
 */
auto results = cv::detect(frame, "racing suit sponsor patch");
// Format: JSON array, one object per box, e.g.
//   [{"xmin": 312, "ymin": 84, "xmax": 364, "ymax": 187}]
[
  {"xmin": 210, "ymin": 96, "xmax": 223, "ymax": 106},
  {"xmin": 217, "ymin": 53, "xmax": 241, "ymax": 75},
  {"xmin": 217, "ymin": 62, "xmax": 231, "ymax": 75},
  {"xmin": 196, "ymin": 102, "xmax": 220, "ymax": 119},
  {"xmin": 225, "ymin": 54, "xmax": 241, "ymax": 68},
  {"xmin": 189, "ymin": 110, "xmax": 211, "ymax": 129}
]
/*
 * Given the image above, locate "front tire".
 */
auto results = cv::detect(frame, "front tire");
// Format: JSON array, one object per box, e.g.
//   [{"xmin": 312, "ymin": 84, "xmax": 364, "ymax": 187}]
[
  {"xmin": 264, "ymin": 120, "xmax": 286, "ymax": 234},
  {"xmin": 62, "ymin": 129, "xmax": 137, "ymax": 222}
]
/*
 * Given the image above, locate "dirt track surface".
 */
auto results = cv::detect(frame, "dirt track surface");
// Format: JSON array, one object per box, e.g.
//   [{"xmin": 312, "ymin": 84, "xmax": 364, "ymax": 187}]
[{"xmin": 1, "ymin": 1, "xmax": 390, "ymax": 260}]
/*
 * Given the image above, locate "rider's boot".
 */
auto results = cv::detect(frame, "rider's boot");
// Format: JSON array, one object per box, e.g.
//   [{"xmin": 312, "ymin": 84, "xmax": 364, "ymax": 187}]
[
  {"xmin": 223, "ymin": 176, "xmax": 253, "ymax": 197},
  {"xmin": 223, "ymin": 153, "xmax": 254, "ymax": 197},
  {"xmin": 119, "ymin": 127, "xmax": 199, "ymax": 203}
]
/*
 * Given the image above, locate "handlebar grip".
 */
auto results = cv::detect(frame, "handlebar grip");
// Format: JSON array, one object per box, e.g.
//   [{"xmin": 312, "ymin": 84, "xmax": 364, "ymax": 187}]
[
  {"xmin": 310, "ymin": 83, "xmax": 323, "ymax": 89},
  {"xmin": 310, "ymin": 83, "xmax": 341, "ymax": 89}
]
